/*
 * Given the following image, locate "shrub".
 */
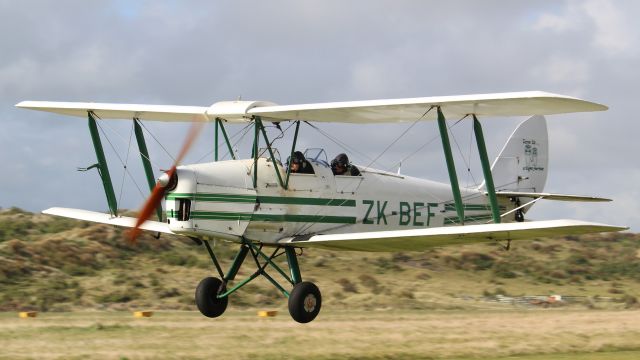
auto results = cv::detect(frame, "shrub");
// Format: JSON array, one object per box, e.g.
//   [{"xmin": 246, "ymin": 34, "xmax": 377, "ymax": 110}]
[
  {"xmin": 156, "ymin": 287, "xmax": 181, "ymax": 298},
  {"xmin": 160, "ymin": 253, "xmax": 200, "ymax": 267},
  {"xmin": 373, "ymin": 256, "xmax": 401, "ymax": 271},
  {"xmin": 493, "ymin": 262, "xmax": 517, "ymax": 279},
  {"xmin": 567, "ymin": 254, "xmax": 591, "ymax": 266},
  {"xmin": 96, "ymin": 290, "xmax": 138, "ymax": 303},
  {"xmin": 460, "ymin": 252, "xmax": 495, "ymax": 271},
  {"xmin": 391, "ymin": 252, "xmax": 411, "ymax": 263},
  {"xmin": 358, "ymin": 274, "xmax": 383, "ymax": 294},
  {"xmin": 623, "ymin": 294, "xmax": 639, "ymax": 309},
  {"xmin": 336, "ymin": 278, "xmax": 357, "ymax": 293}
]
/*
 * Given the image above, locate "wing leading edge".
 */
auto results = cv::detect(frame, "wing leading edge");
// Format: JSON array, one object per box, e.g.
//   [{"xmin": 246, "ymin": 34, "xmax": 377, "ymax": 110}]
[
  {"xmin": 276, "ymin": 220, "xmax": 627, "ymax": 252},
  {"xmin": 43, "ymin": 207, "xmax": 175, "ymax": 235}
]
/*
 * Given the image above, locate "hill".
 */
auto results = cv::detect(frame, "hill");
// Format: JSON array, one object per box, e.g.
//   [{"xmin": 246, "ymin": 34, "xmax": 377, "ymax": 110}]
[{"xmin": 1, "ymin": 207, "xmax": 639, "ymax": 312}]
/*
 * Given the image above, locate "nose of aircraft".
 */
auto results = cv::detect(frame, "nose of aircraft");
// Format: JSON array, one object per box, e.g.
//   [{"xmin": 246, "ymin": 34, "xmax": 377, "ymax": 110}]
[
  {"xmin": 157, "ymin": 170, "xmax": 178, "ymax": 191},
  {"xmin": 157, "ymin": 172, "xmax": 170, "ymax": 187}
]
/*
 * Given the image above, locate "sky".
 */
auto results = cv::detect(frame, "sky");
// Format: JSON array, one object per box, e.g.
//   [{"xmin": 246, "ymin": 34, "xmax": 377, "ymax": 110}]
[{"xmin": 1, "ymin": 0, "xmax": 638, "ymax": 231}]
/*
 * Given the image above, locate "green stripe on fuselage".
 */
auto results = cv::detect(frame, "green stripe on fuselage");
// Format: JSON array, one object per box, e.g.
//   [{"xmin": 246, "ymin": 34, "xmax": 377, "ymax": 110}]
[
  {"xmin": 251, "ymin": 213, "xmax": 356, "ymax": 224},
  {"xmin": 258, "ymin": 196, "xmax": 355, "ymax": 207},
  {"xmin": 165, "ymin": 193, "xmax": 355, "ymax": 207},
  {"xmin": 178, "ymin": 210, "xmax": 356, "ymax": 224},
  {"xmin": 190, "ymin": 211, "xmax": 253, "ymax": 221},
  {"xmin": 166, "ymin": 193, "xmax": 256, "ymax": 202}
]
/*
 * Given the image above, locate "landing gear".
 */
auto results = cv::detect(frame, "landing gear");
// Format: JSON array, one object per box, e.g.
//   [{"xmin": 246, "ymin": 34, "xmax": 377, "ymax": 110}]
[
  {"xmin": 288, "ymin": 281, "xmax": 322, "ymax": 323},
  {"xmin": 195, "ymin": 277, "xmax": 228, "ymax": 318},
  {"xmin": 197, "ymin": 239, "xmax": 322, "ymax": 323}
]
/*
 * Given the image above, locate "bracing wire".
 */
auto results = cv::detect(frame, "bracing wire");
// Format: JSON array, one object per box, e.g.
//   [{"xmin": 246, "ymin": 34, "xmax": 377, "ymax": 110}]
[
  {"xmin": 95, "ymin": 116, "xmax": 165, "ymax": 171},
  {"xmin": 294, "ymin": 106, "xmax": 434, "ymax": 236},
  {"xmin": 446, "ymin": 114, "xmax": 477, "ymax": 187},
  {"xmin": 257, "ymin": 121, "xmax": 296, "ymax": 160},
  {"xmin": 363, "ymin": 106, "xmax": 433, "ymax": 170},
  {"xmin": 384, "ymin": 113, "xmax": 468, "ymax": 173},
  {"xmin": 466, "ymin": 120, "xmax": 477, "ymax": 188},
  {"xmin": 250, "ymin": 120, "xmax": 296, "ymax": 171},
  {"xmin": 95, "ymin": 121, "xmax": 147, "ymax": 203},
  {"xmin": 194, "ymin": 122, "xmax": 254, "ymax": 163},
  {"xmin": 139, "ymin": 121, "xmax": 176, "ymax": 162},
  {"xmin": 303, "ymin": 121, "xmax": 378, "ymax": 165},
  {"xmin": 230, "ymin": 123, "xmax": 256, "ymax": 158},
  {"xmin": 116, "ymin": 122, "xmax": 135, "ymax": 207},
  {"xmin": 447, "ymin": 114, "xmax": 476, "ymax": 187}
]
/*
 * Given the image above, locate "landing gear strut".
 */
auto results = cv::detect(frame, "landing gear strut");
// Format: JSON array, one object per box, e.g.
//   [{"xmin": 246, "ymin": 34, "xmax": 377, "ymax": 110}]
[{"xmin": 196, "ymin": 239, "xmax": 322, "ymax": 323}]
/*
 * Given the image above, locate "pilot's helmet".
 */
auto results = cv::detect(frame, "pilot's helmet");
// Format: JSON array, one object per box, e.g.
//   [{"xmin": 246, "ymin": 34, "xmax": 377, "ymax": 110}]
[
  {"xmin": 289, "ymin": 151, "xmax": 306, "ymax": 165},
  {"xmin": 331, "ymin": 153, "xmax": 349, "ymax": 168}
]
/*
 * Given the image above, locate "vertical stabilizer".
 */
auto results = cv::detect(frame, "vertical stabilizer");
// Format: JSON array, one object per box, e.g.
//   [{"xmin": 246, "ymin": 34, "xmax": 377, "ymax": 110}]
[{"xmin": 490, "ymin": 115, "xmax": 548, "ymax": 194}]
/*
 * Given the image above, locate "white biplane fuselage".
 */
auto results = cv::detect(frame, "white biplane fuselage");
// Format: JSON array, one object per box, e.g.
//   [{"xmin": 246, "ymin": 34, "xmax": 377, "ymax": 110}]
[{"xmin": 166, "ymin": 158, "xmax": 506, "ymax": 244}]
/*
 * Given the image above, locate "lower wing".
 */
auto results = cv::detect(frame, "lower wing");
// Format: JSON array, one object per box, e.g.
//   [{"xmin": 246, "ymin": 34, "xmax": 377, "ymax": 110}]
[
  {"xmin": 277, "ymin": 220, "xmax": 627, "ymax": 252},
  {"xmin": 43, "ymin": 207, "xmax": 175, "ymax": 235}
]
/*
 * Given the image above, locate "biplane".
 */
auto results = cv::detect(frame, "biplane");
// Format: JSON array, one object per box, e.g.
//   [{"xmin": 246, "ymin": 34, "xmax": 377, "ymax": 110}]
[{"xmin": 16, "ymin": 91, "xmax": 627, "ymax": 323}]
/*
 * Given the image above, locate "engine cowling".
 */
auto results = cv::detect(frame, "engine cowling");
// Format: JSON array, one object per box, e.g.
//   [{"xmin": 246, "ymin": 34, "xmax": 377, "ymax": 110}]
[{"xmin": 165, "ymin": 161, "xmax": 257, "ymax": 241}]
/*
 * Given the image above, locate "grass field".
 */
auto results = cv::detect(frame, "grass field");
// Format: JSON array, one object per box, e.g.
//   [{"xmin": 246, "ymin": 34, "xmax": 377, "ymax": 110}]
[
  {"xmin": 1, "ymin": 309, "xmax": 640, "ymax": 360},
  {"xmin": 3, "ymin": 210, "xmax": 640, "ymax": 359}
]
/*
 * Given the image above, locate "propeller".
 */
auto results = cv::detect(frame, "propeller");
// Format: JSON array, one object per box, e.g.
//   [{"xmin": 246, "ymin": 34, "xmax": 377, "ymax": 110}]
[{"xmin": 128, "ymin": 121, "xmax": 204, "ymax": 242}]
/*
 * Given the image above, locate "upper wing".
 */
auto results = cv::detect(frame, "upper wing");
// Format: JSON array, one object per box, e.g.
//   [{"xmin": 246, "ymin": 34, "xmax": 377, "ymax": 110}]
[
  {"xmin": 276, "ymin": 220, "xmax": 627, "ymax": 252},
  {"xmin": 17, "ymin": 91, "xmax": 606, "ymax": 124},
  {"xmin": 15, "ymin": 100, "xmax": 278, "ymax": 123},
  {"xmin": 43, "ymin": 207, "xmax": 176, "ymax": 235},
  {"xmin": 16, "ymin": 101, "xmax": 211, "ymax": 122},
  {"xmin": 249, "ymin": 91, "xmax": 607, "ymax": 123}
]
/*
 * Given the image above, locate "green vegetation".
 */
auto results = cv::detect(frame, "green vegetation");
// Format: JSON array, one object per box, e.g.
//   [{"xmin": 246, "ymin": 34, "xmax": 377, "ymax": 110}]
[
  {"xmin": 2, "ymin": 207, "xmax": 640, "ymax": 359},
  {"xmin": 1, "ymin": 207, "xmax": 640, "ymax": 313}
]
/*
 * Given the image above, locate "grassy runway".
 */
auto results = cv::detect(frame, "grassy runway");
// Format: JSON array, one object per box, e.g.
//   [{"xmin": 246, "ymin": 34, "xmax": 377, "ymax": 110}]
[{"xmin": 1, "ymin": 309, "xmax": 640, "ymax": 359}]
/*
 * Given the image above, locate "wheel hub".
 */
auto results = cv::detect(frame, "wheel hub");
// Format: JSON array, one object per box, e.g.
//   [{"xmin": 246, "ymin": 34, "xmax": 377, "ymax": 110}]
[{"xmin": 303, "ymin": 293, "xmax": 317, "ymax": 313}]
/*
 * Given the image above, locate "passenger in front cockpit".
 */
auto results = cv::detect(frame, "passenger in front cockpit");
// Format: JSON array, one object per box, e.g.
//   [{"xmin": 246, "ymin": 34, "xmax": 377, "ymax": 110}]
[{"xmin": 288, "ymin": 151, "xmax": 315, "ymax": 174}]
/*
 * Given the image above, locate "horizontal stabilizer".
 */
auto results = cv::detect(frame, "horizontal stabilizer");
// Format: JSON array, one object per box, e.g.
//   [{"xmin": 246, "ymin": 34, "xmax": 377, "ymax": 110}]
[
  {"xmin": 42, "ymin": 207, "xmax": 175, "ymax": 235},
  {"xmin": 277, "ymin": 220, "xmax": 627, "ymax": 252},
  {"xmin": 493, "ymin": 191, "xmax": 611, "ymax": 202}
]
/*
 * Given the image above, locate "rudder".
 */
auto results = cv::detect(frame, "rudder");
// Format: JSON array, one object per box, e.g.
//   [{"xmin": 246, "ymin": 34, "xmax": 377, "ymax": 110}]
[{"xmin": 489, "ymin": 115, "xmax": 548, "ymax": 193}]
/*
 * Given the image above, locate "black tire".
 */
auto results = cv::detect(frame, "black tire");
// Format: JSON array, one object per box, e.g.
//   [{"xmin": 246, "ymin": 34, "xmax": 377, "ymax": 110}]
[
  {"xmin": 288, "ymin": 281, "xmax": 322, "ymax": 323},
  {"xmin": 195, "ymin": 277, "xmax": 228, "ymax": 318}
]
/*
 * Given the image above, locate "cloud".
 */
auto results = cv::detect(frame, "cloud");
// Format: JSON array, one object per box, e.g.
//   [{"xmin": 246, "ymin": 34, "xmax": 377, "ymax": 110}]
[
  {"xmin": 532, "ymin": 0, "xmax": 639, "ymax": 56},
  {"xmin": 583, "ymin": 0, "xmax": 637, "ymax": 55}
]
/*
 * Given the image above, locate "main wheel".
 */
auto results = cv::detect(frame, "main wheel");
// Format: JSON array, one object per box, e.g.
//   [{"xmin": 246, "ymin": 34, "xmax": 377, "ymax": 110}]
[
  {"xmin": 288, "ymin": 281, "xmax": 322, "ymax": 323},
  {"xmin": 195, "ymin": 277, "xmax": 228, "ymax": 318}
]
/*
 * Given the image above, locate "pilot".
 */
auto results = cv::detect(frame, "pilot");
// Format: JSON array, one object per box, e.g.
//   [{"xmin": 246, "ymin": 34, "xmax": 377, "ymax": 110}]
[
  {"xmin": 288, "ymin": 151, "xmax": 314, "ymax": 174},
  {"xmin": 331, "ymin": 153, "xmax": 361, "ymax": 176}
]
